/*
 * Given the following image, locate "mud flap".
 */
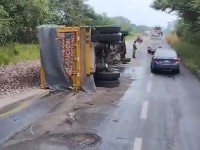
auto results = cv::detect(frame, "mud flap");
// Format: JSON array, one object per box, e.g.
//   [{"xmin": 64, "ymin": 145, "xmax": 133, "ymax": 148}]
[{"xmin": 81, "ymin": 74, "xmax": 96, "ymax": 93}]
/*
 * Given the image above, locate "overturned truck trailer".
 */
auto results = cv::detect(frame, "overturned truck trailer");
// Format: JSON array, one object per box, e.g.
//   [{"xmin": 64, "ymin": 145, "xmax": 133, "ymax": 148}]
[
  {"xmin": 38, "ymin": 25, "xmax": 130, "ymax": 92},
  {"xmin": 38, "ymin": 25, "xmax": 96, "ymax": 92}
]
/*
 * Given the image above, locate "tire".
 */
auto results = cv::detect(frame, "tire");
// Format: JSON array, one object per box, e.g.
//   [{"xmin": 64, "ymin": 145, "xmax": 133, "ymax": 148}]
[
  {"xmin": 122, "ymin": 58, "xmax": 131, "ymax": 63},
  {"xmin": 151, "ymin": 67, "xmax": 156, "ymax": 73},
  {"xmin": 95, "ymin": 71, "xmax": 120, "ymax": 81},
  {"xmin": 92, "ymin": 34, "xmax": 121, "ymax": 43},
  {"xmin": 95, "ymin": 79, "xmax": 120, "ymax": 88},
  {"xmin": 174, "ymin": 69, "xmax": 180, "ymax": 74},
  {"xmin": 93, "ymin": 26, "xmax": 121, "ymax": 34},
  {"xmin": 124, "ymin": 58, "xmax": 131, "ymax": 62}
]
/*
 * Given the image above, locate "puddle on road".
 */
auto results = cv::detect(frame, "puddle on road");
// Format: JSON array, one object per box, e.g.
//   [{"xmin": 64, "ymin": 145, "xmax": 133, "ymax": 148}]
[
  {"xmin": 49, "ymin": 132, "xmax": 102, "ymax": 146},
  {"xmin": 120, "ymin": 66, "xmax": 144, "ymax": 80},
  {"xmin": 3, "ymin": 132, "xmax": 102, "ymax": 150}
]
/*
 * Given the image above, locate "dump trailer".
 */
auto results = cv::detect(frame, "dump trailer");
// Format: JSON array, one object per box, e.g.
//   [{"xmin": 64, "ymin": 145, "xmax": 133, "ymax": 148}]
[
  {"xmin": 38, "ymin": 25, "xmax": 129, "ymax": 91},
  {"xmin": 38, "ymin": 26, "xmax": 96, "ymax": 92}
]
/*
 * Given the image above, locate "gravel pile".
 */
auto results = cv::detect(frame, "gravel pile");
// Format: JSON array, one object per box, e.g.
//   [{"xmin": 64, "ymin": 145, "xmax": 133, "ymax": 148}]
[{"xmin": 0, "ymin": 61, "xmax": 41, "ymax": 96}]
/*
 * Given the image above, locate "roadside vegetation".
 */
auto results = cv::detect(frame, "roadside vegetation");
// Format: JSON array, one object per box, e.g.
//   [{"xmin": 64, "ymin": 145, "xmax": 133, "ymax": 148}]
[
  {"xmin": 0, "ymin": 0, "xmax": 151, "ymax": 66},
  {"xmin": 152, "ymin": 0, "xmax": 200, "ymax": 77},
  {"xmin": 166, "ymin": 35, "xmax": 200, "ymax": 77},
  {"xmin": 126, "ymin": 33, "xmax": 137, "ymax": 40},
  {"xmin": 152, "ymin": 0, "xmax": 200, "ymax": 44},
  {"xmin": 0, "ymin": 44, "xmax": 39, "ymax": 65}
]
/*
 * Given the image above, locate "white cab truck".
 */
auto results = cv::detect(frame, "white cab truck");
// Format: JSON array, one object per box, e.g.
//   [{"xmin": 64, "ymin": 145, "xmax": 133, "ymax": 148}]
[{"xmin": 147, "ymin": 36, "xmax": 162, "ymax": 54}]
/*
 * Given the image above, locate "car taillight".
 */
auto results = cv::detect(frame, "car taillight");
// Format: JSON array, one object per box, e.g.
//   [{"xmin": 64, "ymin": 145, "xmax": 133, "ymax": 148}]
[
  {"xmin": 176, "ymin": 58, "xmax": 180, "ymax": 63},
  {"xmin": 173, "ymin": 58, "xmax": 180, "ymax": 63},
  {"xmin": 153, "ymin": 57, "xmax": 160, "ymax": 62}
]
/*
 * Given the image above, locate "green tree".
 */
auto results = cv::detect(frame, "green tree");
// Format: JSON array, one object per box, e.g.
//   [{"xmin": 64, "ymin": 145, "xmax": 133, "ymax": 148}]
[
  {"xmin": 112, "ymin": 16, "xmax": 133, "ymax": 31},
  {"xmin": 151, "ymin": 0, "xmax": 200, "ymax": 44},
  {"xmin": 0, "ymin": 5, "xmax": 11, "ymax": 44},
  {"xmin": 0, "ymin": 0, "xmax": 53, "ymax": 43}
]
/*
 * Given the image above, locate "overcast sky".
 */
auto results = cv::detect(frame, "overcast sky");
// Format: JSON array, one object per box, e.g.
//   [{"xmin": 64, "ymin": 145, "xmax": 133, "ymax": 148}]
[{"xmin": 86, "ymin": 0, "xmax": 177, "ymax": 27}]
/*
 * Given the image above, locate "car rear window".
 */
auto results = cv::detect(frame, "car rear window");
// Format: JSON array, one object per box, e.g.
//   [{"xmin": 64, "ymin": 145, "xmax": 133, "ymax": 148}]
[{"xmin": 155, "ymin": 50, "xmax": 177, "ymax": 59}]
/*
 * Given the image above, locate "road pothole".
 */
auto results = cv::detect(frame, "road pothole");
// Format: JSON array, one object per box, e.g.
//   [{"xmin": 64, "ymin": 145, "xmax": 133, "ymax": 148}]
[{"xmin": 49, "ymin": 133, "xmax": 102, "ymax": 146}]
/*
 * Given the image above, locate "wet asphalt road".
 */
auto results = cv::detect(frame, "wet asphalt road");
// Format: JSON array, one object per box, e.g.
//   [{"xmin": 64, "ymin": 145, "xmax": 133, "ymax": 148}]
[
  {"xmin": 0, "ymin": 91, "xmax": 69, "ymax": 145},
  {"xmin": 2, "ymin": 38, "xmax": 200, "ymax": 150}
]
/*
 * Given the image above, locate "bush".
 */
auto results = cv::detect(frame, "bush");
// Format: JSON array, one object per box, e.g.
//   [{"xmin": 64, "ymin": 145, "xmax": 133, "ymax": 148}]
[{"xmin": 166, "ymin": 34, "xmax": 200, "ymax": 78}]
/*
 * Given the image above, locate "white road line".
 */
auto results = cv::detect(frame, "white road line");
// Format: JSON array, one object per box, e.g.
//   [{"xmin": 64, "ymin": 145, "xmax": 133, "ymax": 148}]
[
  {"xmin": 147, "ymin": 80, "xmax": 152, "ymax": 93},
  {"xmin": 141, "ymin": 101, "xmax": 149, "ymax": 120},
  {"xmin": 133, "ymin": 138, "xmax": 143, "ymax": 150}
]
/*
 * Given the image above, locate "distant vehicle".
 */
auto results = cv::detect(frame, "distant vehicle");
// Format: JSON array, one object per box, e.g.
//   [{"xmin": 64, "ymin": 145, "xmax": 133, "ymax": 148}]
[
  {"xmin": 147, "ymin": 38, "xmax": 162, "ymax": 54},
  {"xmin": 151, "ymin": 25, "xmax": 163, "ymax": 37},
  {"xmin": 150, "ymin": 49, "xmax": 180, "ymax": 74}
]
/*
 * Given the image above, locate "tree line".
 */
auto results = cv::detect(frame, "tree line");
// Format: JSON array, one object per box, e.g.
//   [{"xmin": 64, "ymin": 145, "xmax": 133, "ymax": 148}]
[
  {"xmin": 151, "ymin": 0, "xmax": 200, "ymax": 44},
  {"xmin": 0, "ymin": 0, "xmax": 151, "ymax": 45}
]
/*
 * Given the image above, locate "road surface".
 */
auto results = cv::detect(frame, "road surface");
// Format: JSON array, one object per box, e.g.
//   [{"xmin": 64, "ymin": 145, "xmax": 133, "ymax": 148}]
[{"xmin": 1, "ymin": 37, "xmax": 200, "ymax": 150}]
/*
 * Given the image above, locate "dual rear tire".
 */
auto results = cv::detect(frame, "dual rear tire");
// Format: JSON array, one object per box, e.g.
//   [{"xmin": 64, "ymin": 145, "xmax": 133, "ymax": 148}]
[{"xmin": 94, "ymin": 71, "xmax": 120, "ymax": 88}]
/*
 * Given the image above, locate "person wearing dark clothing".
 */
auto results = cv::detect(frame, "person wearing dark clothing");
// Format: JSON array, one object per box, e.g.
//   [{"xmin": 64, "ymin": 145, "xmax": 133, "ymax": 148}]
[{"xmin": 133, "ymin": 41, "xmax": 137, "ymax": 58}]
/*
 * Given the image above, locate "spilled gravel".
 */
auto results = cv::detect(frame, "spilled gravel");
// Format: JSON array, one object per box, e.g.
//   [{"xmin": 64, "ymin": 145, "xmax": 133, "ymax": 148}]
[{"xmin": 0, "ymin": 61, "xmax": 40, "ymax": 96}]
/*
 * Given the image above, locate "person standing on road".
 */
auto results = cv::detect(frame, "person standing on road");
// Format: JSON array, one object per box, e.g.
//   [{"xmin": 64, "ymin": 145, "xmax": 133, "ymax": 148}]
[{"xmin": 133, "ymin": 41, "xmax": 137, "ymax": 58}]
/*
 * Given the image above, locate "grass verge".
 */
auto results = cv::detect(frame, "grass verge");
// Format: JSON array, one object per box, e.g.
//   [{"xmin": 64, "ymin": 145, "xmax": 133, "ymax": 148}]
[
  {"xmin": 166, "ymin": 34, "xmax": 200, "ymax": 78},
  {"xmin": 0, "ymin": 44, "xmax": 40, "ymax": 66},
  {"xmin": 126, "ymin": 33, "xmax": 137, "ymax": 40}
]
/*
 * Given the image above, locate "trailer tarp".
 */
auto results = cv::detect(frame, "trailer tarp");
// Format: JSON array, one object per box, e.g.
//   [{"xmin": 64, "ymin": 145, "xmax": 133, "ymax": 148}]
[{"xmin": 37, "ymin": 25, "xmax": 72, "ymax": 90}]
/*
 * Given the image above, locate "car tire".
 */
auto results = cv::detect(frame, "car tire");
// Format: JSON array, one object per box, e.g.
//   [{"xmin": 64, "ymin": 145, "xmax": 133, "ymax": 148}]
[
  {"xmin": 93, "ymin": 26, "xmax": 121, "ymax": 34},
  {"xmin": 174, "ymin": 69, "xmax": 180, "ymax": 74},
  {"xmin": 151, "ymin": 68, "xmax": 156, "ymax": 73},
  {"xmin": 92, "ymin": 34, "xmax": 121, "ymax": 43},
  {"xmin": 95, "ymin": 79, "xmax": 120, "ymax": 88},
  {"xmin": 95, "ymin": 71, "xmax": 120, "ymax": 81}
]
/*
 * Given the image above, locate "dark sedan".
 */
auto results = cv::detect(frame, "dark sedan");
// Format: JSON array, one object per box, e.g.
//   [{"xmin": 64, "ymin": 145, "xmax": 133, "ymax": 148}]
[{"xmin": 151, "ymin": 49, "xmax": 180, "ymax": 74}]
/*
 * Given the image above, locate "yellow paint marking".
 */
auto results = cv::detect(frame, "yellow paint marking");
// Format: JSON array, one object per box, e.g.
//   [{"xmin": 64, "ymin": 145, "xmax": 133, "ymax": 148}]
[{"xmin": 0, "ymin": 101, "xmax": 30, "ymax": 119}]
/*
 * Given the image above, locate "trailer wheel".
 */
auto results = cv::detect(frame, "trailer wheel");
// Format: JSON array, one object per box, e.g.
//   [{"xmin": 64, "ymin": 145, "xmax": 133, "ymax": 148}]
[
  {"xmin": 122, "ymin": 58, "xmax": 131, "ymax": 63},
  {"xmin": 93, "ymin": 26, "xmax": 121, "ymax": 34},
  {"xmin": 95, "ymin": 79, "xmax": 120, "ymax": 88},
  {"xmin": 92, "ymin": 34, "xmax": 121, "ymax": 43},
  {"xmin": 95, "ymin": 71, "xmax": 120, "ymax": 81}
]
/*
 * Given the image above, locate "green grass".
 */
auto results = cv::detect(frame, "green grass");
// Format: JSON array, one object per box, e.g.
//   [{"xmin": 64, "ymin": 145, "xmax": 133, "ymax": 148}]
[
  {"xmin": 0, "ymin": 44, "xmax": 40, "ymax": 66},
  {"xmin": 167, "ymin": 35, "xmax": 200, "ymax": 78},
  {"xmin": 126, "ymin": 33, "xmax": 137, "ymax": 40}
]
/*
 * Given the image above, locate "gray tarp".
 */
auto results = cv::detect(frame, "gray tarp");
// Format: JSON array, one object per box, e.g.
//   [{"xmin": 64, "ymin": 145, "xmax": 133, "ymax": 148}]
[{"xmin": 37, "ymin": 25, "xmax": 72, "ymax": 90}]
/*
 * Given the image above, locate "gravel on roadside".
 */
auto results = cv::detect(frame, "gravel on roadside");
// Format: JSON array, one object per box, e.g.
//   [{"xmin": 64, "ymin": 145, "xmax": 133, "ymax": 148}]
[{"xmin": 0, "ymin": 61, "xmax": 40, "ymax": 96}]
